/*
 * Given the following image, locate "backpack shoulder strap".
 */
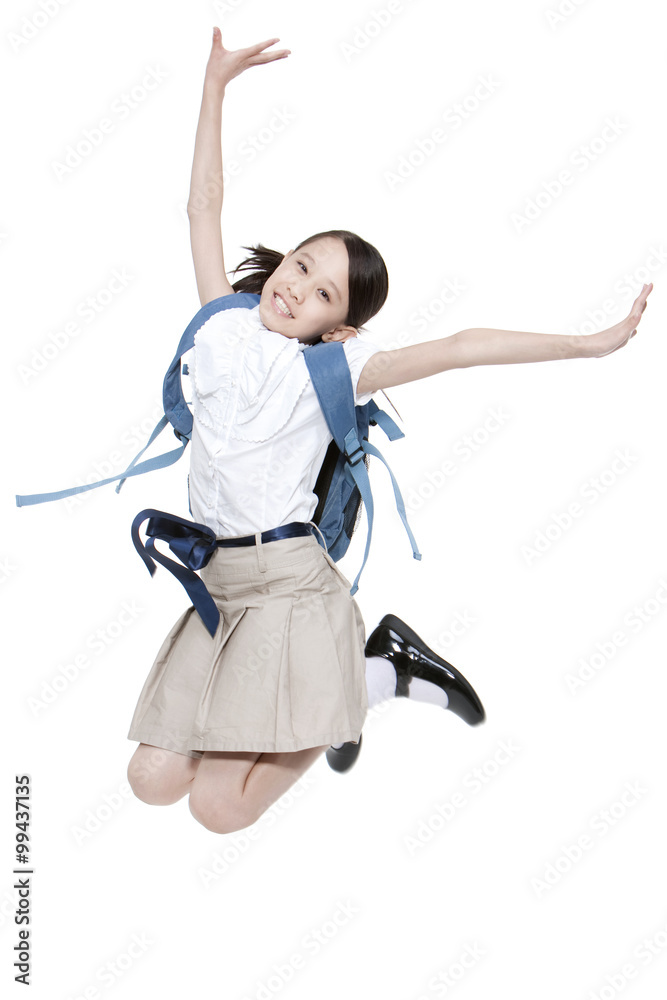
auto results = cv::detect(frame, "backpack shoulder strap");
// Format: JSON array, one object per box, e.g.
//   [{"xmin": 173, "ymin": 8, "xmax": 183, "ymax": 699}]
[
  {"xmin": 303, "ymin": 342, "xmax": 374, "ymax": 593},
  {"xmin": 116, "ymin": 291, "xmax": 260, "ymax": 493},
  {"xmin": 162, "ymin": 291, "xmax": 261, "ymax": 442},
  {"xmin": 303, "ymin": 342, "xmax": 421, "ymax": 595},
  {"xmin": 303, "ymin": 341, "xmax": 357, "ymax": 452},
  {"xmin": 15, "ymin": 292, "xmax": 260, "ymax": 507}
]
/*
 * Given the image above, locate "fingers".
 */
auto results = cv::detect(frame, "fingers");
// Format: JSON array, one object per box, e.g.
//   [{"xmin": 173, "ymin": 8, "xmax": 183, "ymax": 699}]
[
  {"xmin": 247, "ymin": 49, "xmax": 291, "ymax": 65},
  {"xmin": 215, "ymin": 33, "xmax": 291, "ymax": 68},
  {"xmin": 636, "ymin": 282, "xmax": 652, "ymax": 309},
  {"xmin": 596, "ymin": 284, "xmax": 650, "ymax": 358},
  {"xmin": 626, "ymin": 283, "xmax": 652, "ymax": 327},
  {"xmin": 242, "ymin": 37, "xmax": 286, "ymax": 56},
  {"xmin": 211, "ymin": 30, "xmax": 288, "ymax": 59}
]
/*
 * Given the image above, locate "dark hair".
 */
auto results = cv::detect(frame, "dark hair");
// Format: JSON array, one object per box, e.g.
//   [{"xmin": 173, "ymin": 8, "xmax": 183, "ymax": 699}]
[{"xmin": 230, "ymin": 229, "xmax": 389, "ymax": 331}]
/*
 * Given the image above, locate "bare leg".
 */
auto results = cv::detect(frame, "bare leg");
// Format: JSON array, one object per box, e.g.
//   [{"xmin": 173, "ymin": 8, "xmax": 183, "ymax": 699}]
[
  {"xmin": 188, "ymin": 744, "xmax": 329, "ymax": 834},
  {"xmin": 127, "ymin": 743, "xmax": 201, "ymax": 805}
]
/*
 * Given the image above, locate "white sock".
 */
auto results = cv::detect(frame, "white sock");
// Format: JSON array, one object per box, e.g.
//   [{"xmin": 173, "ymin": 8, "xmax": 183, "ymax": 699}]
[
  {"xmin": 330, "ymin": 656, "xmax": 395, "ymax": 749},
  {"xmin": 330, "ymin": 654, "xmax": 450, "ymax": 749},
  {"xmin": 364, "ymin": 654, "xmax": 449, "ymax": 710},
  {"xmin": 365, "ymin": 655, "xmax": 398, "ymax": 709}
]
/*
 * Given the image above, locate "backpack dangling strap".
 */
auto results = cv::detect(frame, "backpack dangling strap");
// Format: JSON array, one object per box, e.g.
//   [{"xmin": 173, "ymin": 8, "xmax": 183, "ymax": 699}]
[
  {"xmin": 15, "ymin": 418, "xmax": 188, "ymax": 507},
  {"xmin": 15, "ymin": 319, "xmax": 196, "ymax": 508},
  {"xmin": 114, "ymin": 415, "xmax": 176, "ymax": 494},
  {"xmin": 341, "ymin": 427, "xmax": 375, "ymax": 596},
  {"xmin": 369, "ymin": 410, "xmax": 405, "ymax": 441},
  {"xmin": 367, "ymin": 401, "xmax": 404, "ymax": 441},
  {"xmin": 361, "ymin": 438, "xmax": 421, "ymax": 561},
  {"xmin": 344, "ymin": 435, "xmax": 423, "ymax": 596}
]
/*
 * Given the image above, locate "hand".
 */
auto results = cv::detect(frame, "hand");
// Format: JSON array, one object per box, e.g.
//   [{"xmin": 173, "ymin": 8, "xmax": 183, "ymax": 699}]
[
  {"xmin": 205, "ymin": 27, "xmax": 290, "ymax": 89},
  {"xmin": 580, "ymin": 283, "xmax": 653, "ymax": 358}
]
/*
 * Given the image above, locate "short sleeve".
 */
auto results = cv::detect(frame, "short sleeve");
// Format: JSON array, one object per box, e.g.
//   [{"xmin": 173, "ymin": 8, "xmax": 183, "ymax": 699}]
[{"xmin": 343, "ymin": 334, "xmax": 384, "ymax": 406}]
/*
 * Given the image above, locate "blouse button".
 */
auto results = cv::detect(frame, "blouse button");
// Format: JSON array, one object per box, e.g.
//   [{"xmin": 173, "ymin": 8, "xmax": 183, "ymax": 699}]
[{"xmin": 231, "ymin": 379, "xmax": 237, "ymax": 387}]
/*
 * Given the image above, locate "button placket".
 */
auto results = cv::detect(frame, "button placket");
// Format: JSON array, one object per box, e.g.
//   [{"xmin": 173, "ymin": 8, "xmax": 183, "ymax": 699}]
[
  {"xmin": 205, "ymin": 337, "xmax": 245, "ymax": 510},
  {"xmin": 220, "ymin": 335, "xmax": 244, "ymax": 434}
]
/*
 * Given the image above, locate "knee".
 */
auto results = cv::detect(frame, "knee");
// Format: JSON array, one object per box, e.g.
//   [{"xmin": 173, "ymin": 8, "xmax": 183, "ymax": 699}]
[
  {"xmin": 128, "ymin": 774, "xmax": 181, "ymax": 806},
  {"xmin": 126, "ymin": 767, "xmax": 179, "ymax": 806},
  {"xmin": 126, "ymin": 747, "xmax": 191, "ymax": 806},
  {"xmin": 188, "ymin": 788, "xmax": 256, "ymax": 834}
]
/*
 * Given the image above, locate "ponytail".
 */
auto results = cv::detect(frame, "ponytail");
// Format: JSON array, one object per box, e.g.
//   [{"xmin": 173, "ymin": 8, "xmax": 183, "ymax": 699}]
[{"xmin": 230, "ymin": 244, "xmax": 284, "ymax": 294}]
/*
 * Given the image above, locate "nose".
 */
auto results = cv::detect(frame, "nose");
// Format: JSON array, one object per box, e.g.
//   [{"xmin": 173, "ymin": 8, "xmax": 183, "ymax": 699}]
[{"xmin": 286, "ymin": 282, "xmax": 301, "ymax": 305}]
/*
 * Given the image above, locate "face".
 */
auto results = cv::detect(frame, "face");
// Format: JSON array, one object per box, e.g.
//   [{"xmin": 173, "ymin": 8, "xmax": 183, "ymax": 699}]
[{"xmin": 258, "ymin": 236, "xmax": 357, "ymax": 345}]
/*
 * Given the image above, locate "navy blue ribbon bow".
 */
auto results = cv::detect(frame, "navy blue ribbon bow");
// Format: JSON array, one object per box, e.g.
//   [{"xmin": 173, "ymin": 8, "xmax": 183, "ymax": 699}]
[{"xmin": 131, "ymin": 509, "xmax": 221, "ymax": 637}]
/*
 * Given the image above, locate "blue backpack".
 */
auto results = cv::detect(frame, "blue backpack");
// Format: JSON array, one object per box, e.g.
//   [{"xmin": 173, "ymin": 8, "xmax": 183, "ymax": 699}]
[{"xmin": 16, "ymin": 293, "xmax": 421, "ymax": 633}]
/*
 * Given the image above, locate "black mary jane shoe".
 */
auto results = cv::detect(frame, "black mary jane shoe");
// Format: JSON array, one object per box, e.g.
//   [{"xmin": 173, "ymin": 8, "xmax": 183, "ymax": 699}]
[
  {"xmin": 365, "ymin": 614, "xmax": 486, "ymax": 726},
  {"xmin": 326, "ymin": 732, "xmax": 363, "ymax": 773}
]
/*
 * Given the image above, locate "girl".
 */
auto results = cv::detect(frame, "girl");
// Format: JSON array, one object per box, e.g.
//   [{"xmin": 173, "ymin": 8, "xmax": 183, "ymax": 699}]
[{"xmin": 126, "ymin": 29, "xmax": 652, "ymax": 835}]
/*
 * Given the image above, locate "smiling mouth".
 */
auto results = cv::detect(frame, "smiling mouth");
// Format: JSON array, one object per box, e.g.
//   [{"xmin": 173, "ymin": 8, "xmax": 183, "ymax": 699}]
[{"xmin": 273, "ymin": 291, "xmax": 294, "ymax": 318}]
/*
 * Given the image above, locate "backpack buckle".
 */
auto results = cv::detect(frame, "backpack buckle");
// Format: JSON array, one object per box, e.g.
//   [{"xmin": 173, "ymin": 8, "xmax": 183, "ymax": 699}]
[{"xmin": 343, "ymin": 429, "xmax": 364, "ymax": 466}]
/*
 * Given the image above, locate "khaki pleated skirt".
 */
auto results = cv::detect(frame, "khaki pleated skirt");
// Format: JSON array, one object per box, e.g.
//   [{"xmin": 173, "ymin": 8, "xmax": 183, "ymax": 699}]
[{"xmin": 126, "ymin": 531, "xmax": 369, "ymax": 756}]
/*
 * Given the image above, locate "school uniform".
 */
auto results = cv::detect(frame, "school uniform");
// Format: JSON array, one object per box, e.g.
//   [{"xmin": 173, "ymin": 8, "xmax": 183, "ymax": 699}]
[{"xmin": 126, "ymin": 301, "xmax": 384, "ymax": 756}]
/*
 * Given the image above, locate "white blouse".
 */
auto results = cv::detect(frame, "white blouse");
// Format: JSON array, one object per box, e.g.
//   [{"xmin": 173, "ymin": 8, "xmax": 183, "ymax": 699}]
[{"xmin": 186, "ymin": 301, "xmax": 384, "ymax": 537}]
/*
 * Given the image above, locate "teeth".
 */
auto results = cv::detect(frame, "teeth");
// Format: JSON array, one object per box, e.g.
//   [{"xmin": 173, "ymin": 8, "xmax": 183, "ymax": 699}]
[{"xmin": 274, "ymin": 292, "xmax": 293, "ymax": 318}]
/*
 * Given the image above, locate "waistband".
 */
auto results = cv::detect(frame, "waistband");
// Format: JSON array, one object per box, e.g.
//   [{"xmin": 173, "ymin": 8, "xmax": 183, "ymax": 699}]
[
  {"xmin": 216, "ymin": 522, "xmax": 314, "ymax": 546},
  {"xmin": 131, "ymin": 509, "xmax": 319, "ymax": 637}
]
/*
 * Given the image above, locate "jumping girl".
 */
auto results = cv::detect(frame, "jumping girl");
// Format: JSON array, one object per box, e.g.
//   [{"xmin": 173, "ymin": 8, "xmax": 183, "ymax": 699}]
[{"xmin": 125, "ymin": 29, "xmax": 652, "ymax": 834}]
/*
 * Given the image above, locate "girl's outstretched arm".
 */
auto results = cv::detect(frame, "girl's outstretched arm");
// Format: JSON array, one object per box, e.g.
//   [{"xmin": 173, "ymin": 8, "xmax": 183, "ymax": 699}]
[
  {"xmin": 358, "ymin": 283, "xmax": 653, "ymax": 393},
  {"xmin": 186, "ymin": 28, "xmax": 290, "ymax": 307}
]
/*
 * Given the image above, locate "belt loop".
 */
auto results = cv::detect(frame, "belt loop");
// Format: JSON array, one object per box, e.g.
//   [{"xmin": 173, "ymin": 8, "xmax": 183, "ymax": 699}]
[{"xmin": 255, "ymin": 531, "xmax": 267, "ymax": 572}]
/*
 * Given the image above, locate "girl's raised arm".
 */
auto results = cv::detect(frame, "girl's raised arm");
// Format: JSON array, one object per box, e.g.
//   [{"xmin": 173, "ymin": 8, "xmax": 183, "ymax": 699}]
[{"xmin": 186, "ymin": 28, "xmax": 290, "ymax": 307}]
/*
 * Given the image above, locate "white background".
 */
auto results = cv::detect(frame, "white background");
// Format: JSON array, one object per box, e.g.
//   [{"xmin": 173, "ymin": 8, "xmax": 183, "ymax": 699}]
[{"xmin": 3, "ymin": 0, "xmax": 667, "ymax": 997}]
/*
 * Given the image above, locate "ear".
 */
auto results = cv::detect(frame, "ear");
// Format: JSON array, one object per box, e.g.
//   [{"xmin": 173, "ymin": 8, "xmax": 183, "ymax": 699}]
[{"xmin": 321, "ymin": 325, "xmax": 358, "ymax": 343}]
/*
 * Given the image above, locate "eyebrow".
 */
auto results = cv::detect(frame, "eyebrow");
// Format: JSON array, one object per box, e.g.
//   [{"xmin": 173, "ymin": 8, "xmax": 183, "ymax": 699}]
[{"xmin": 300, "ymin": 251, "xmax": 341, "ymax": 302}]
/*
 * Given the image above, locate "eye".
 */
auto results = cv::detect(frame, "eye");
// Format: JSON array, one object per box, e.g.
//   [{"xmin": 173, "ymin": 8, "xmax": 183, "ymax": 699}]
[{"xmin": 297, "ymin": 260, "xmax": 330, "ymax": 301}]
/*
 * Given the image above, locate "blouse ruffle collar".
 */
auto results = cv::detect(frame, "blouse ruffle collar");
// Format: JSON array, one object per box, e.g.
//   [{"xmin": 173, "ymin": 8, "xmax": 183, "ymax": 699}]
[{"xmin": 192, "ymin": 305, "xmax": 312, "ymax": 443}]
